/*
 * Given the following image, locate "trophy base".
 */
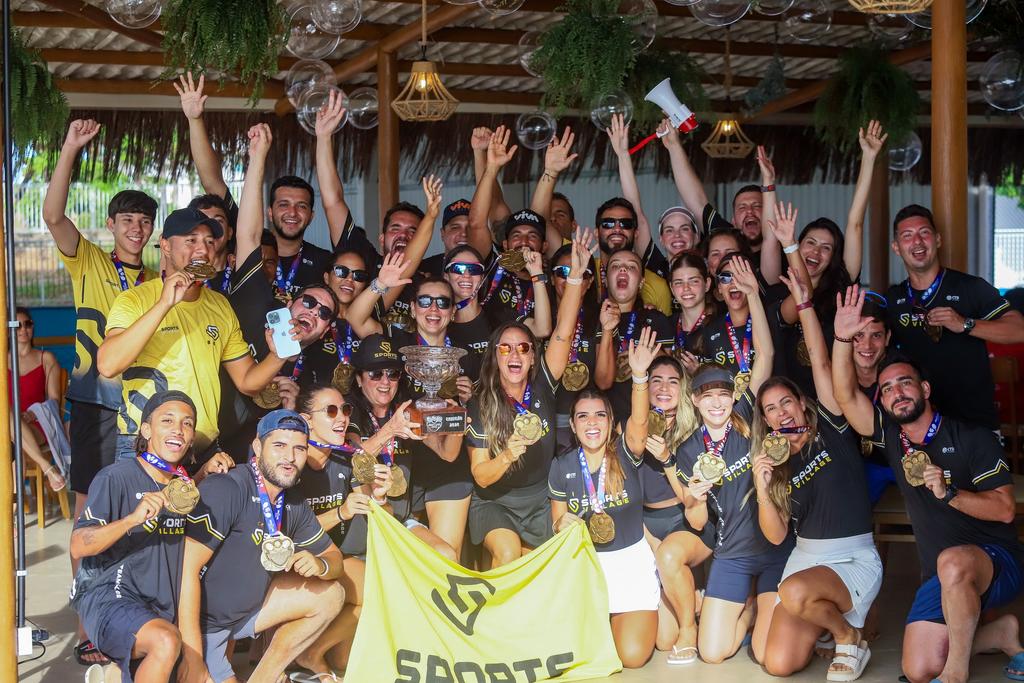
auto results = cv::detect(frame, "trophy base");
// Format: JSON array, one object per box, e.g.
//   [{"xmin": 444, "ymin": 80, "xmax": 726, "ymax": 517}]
[{"xmin": 409, "ymin": 405, "xmax": 467, "ymax": 435}]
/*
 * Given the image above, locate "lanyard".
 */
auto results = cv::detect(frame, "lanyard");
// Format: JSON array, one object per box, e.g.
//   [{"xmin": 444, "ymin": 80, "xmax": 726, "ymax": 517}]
[
  {"xmin": 576, "ymin": 448, "xmax": 608, "ymax": 514},
  {"xmin": 418, "ymin": 334, "xmax": 452, "ymax": 347},
  {"xmin": 140, "ymin": 451, "xmax": 191, "ymax": 482},
  {"xmin": 250, "ymin": 458, "xmax": 284, "ymax": 536},
  {"xmin": 290, "ymin": 354, "xmax": 305, "ymax": 381},
  {"xmin": 111, "ymin": 251, "xmax": 144, "ymax": 291},
  {"xmin": 617, "ymin": 311, "xmax": 639, "ymax": 354},
  {"xmin": 906, "ymin": 269, "xmax": 945, "ymax": 318},
  {"xmin": 724, "ymin": 313, "xmax": 752, "ymax": 373},
  {"xmin": 568, "ymin": 316, "xmax": 584, "ymax": 363},
  {"xmin": 775, "ymin": 426, "xmax": 810, "ymax": 435},
  {"xmin": 481, "ymin": 265, "xmax": 507, "ymax": 305},
  {"xmin": 204, "ymin": 264, "xmax": 232, "ymax": 293},
  {"xmin": 898, "ymin": 411, "xmax": 942, "ymax": 457},
  {"xmin": 506, "ymin": 384, "xmax": 533, "ymax": 415},
  {"xmin": 701, "ymin": 422, "xmax": 733, "ymax": 457},
  {"xmin": 367, "ymin": 410, "xmax": 396, "ymax": 465},
  {"xmin": 274, "ymin": 248, "xmax": 303, "ymax": 298},
  {"xmin": 308, "ymin": 439, "xmax": 357, "ymax": 454},
  {"xmin": 676, "ymin": 311, "xmax": 706, "ymax": 351},
  {"xmin": 334, "ymin": 322, "xmax": 354, "ymax": 364}
]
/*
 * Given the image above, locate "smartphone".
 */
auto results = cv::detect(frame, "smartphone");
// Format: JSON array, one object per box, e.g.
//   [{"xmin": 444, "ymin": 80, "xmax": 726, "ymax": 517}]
[{"xmin": 266, "ymin": 308, "xmax": 302, "ymax": 359}]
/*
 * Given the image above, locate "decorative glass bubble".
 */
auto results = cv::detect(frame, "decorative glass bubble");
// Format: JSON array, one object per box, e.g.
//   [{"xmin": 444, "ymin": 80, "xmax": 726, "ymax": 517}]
[
  {"xmin": 981, "ymin": 51, "xmax": 1024, "ymax": 112},
  {"xmin": 753, "ymin": 0, "xmax": 794, "ymax": 16},
  {"xmin": 590, "ymin": 91, "xmax": 634, "ymax": 132},
  {"xmin": 515, "ymin": 111, "xmax": 557, "ymax": 150},
  {"xmin": 888, "ymin": 131, "xmax": 922, "ymax": 172},
  {"xmin": 480, "ymin": 0, "xmax": 526, "ymax": 17},
  {"xmin": 285, "ymin": 59, "xmax": 337, "ymax": 107},
  {"xmin": 867, "ymin": 13, "xmax": 913, "ymax": 43},
  {"xmin": 311, "ymin": 0, "xmax": 362, "ymax": 35},
  {"xmin": 106, "ymin": 0, "xmax": 161, "ymax": 29},
  {"xmin": 782, "ymin": 0, "xmax": 832, "ymax": 43},
  {"xmin": 296, "ymin": 85, "xmax": 349, "ymax": 135},
  {"xmin": 518, "ymin": 31, "xmax": 543, "ymax": 77},
  {"xmin": 346, "ymin": 86, "xmax": 379, "ymax": 129},
  {"xmin": 689, "ymin": 0, "xmax": 751, "ymax": 28},
  {"xmin": 662, "ymin": 0, "xmax": 700, "ymax": 6},
  {"xmin": 619, "ymin": 0, "xmax": 658, "ymax": 52},
  {"xmin": 908, "ymin": 0, "xmax": 986, "ymax": 29},
  {"xmin": 287, "ymin": 3, "xmax": 341, "ymax": 59}
]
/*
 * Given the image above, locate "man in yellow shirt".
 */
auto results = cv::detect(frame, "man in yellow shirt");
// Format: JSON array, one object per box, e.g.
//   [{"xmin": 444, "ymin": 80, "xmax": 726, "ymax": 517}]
[{"xmin": 98, "ymin": 208, "xmax": 300, "ymax": 460}]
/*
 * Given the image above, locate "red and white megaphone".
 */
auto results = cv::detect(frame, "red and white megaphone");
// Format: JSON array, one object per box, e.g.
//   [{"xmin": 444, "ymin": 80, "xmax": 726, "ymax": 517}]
[{"xmin": 629, "ymin": 78, "xmax": 699, "ymax": 155}]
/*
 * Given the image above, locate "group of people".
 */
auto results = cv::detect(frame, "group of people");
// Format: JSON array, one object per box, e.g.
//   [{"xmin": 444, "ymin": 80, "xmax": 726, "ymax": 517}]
[{"xmin": 33, "ymin": 71, "xmax": 1024, "ymax": 683}]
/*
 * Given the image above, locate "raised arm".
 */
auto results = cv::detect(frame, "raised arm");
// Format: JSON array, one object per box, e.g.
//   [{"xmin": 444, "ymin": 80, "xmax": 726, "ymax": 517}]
[
  {"xmin": 471, "ymin": 127, "xmax": 512, "ymax": 225},
  {"xmin": 624, "ymin": 327, "xmax": 661, "ymax": 456},
  {"xmin": 732, "ymin": 258, "xmax": 773, "ymax": 395},
  {"xmin": 593, "ymin": 300, "xmax": 620, "ymax": 391},
  {"xmin": 755, "ymin": 147, "xmax": 782, "ymax": 283},
  {"xmin": 660, "ymin": 119, "xmax": 710, "ymax": 233},
  {"xmin": 174, "ymin": 73, "xmax": 229, "ymax": 199},
  {"xmin": 314, "ymin": 90, "xmax": 352, "ymax": 247},
  {"xmin": 42, "ymin": 120, "xmax": 101, "ymax": 257},
  {"xmin": 845, "ymin": 120, "xmax": 887, "ymax": 281},
  {"xmin": 468, "ymin": 126, "xmax": 517, "ymax": 258},
  {"xmin": 770, "ymin": 203, "xmax": 813, "ymax": 324},
  {"xmin": 780, "ymin": 270, "xmax": 841, "ymax": 415},
  {"xmin": 391, "ymin": 176, "xmax": 441, "ymax": 298},
  {"xmin": 544, "ymin": 229, "xmax": 593, "ymax": 379},
  {"xmin": 233, "ymin": 124, "xmax": 272, "ymax": 265},
  {"xmin": 530, "ymin": 127, "xmax": 578, "ymax": 259},
  {"xmin": 347, "ymin": 253, "xmax": 403, "ymax": 338},
  {"xmin": 522, "ymin": 250, "xmax": 553, "ymax": 338},
  {"xmin": 831, "ymin": 285, "xmax": 878, "ymax": 436},
  {"xmin": 607, "ymin": 115, "xmax": 651, "ymax": 258}
]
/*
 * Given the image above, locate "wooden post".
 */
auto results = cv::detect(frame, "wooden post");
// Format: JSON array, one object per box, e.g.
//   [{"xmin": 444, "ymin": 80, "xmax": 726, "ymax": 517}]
[
  {"xmin": 378, "ymin": 49, "xmax": 400, "ymax": 223},
  {"xmin": 931, "ymin": 0, "xmax": 968, "ymax": 271},
  {"xmin": 868, "ymin": 154, "xmax": 891, "ymax": 291}
]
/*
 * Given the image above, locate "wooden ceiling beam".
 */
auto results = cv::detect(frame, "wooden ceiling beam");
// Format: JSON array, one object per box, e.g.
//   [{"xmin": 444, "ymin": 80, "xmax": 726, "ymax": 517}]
[
  {"xmin": 56, "ymin": 77, "xmax": 286, "ymax": 99},
  {"xmin": 34, "ymin": 0, "xmax": 163, "ymax": 48}
]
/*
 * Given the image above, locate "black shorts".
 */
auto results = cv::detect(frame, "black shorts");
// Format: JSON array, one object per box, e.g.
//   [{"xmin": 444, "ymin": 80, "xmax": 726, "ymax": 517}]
[
  {"xmin": 643, "ymin": 505, "xmax": 716, "ymax": 548},
  {"xmin": 468, "ymin": 481, "xmax": 552, "ymax": 548},
  {"xmin": 69, "ymin": 401, "xmax": 118, "ymax": 494},
  {"xmin": 412, "ymin": 458, "xmax": 473, "ymax": 509},
  {"xmin": 75, "ymin": 585, "xmax": 167, "ymax": 683}
]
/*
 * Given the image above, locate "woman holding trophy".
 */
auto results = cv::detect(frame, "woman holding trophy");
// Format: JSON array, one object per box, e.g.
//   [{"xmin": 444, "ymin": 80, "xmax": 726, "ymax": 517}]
[{"xmin": 465, "ymin": 229, "xmax": 594, "ymax": 568}]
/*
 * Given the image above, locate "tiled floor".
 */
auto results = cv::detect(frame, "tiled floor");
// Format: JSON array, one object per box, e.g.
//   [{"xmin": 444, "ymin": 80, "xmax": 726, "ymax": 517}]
[{"xmin": 15, "ymin": 509, "xmax": 1022, "ymax": 682}]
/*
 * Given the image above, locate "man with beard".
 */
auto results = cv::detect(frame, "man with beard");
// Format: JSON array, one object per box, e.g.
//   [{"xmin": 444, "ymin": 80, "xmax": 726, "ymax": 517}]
[
  {"xmin": 833, "ymin": 286, "xmax": 1024, "ymax": 683},
  {"xmin": 885, "ymin": 204, "xmax": 1024, "ymax": 430},
  {"xmin": 420, "ymin": 199, "xmax": 472, "ymax": 277},
  {"xmin": 592, "ymin": 198, "xmax": 673, "ymax": 316},
  {"xmin": 178, "ymin": 410, "xmax": 345, "ymax": 683}
]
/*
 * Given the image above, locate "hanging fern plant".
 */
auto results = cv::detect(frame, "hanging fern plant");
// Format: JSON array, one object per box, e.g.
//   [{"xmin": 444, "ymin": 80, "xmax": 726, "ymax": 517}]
[
  {"xmin": 161, "ymin": 0, "xmax": 288, "ymax": 105},
  {"xmin": 813, "ymin": 45, "xmax": 920, "ymax": 153},
  {"xmin": 2, "ymin": 30, "xmax": 69, "ymax": 160},
  {"xmin": 625, "ymin": 45, "xmax": 708, "ymax": 128},
  {"xmin": 530, "ymin": 0, "xmax": 639, "ymax": 112}
]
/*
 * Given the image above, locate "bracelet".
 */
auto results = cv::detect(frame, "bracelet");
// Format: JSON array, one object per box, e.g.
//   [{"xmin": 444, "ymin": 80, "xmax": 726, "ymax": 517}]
[
  {"xmin": 566, "ymin": 276, "xmax": 583, "ymax": 285},
  {"xmin": 632, "ymin": 373, "xmax": 649, "ymax": 384},
  {"xmin": 369, "ymin": 278, "xmax": 388, "ymax": 295},
  {"xmin": 783, "ymin": 243, "xmax": 799, "ymax": 254},
  {"xmin": 318, "ymin": 557, "xmax": 330, "ymax": 577},
  {"xmin": 761, "ymin": 184, "xmax": 776, "ymax": 193},
  {"xmin": 531, "ymin": 273, "xmax": 549, "ymax": 284},
  {"xmin": 795, "ymin": 300, "xmax": 813, "ymax": 312},
  {"xmin": 661, "ymin": 454, "xmax": 678, "ymax": 469},
  {"xmin": 543, "ymin": 171, "xmax": 558, "ymax": 181},
  {"xmin": 372, "ymin": 496, "xmax": 387, "ymax": 505},
  {"xmin": 834, "ymin": 334, "xmax": 854, "ymax": 344}
]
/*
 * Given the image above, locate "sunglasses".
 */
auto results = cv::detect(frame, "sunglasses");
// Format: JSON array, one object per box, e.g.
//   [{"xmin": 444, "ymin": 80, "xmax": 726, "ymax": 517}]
[
  {"xmin": 496, "ymin": 341, "xmax": 533, "ymax": 355},
  {"xmin": 367, "ymin": 368, "xmax": 402, "ymax": 381},
  {"xmin": 717, "ymin": 272, "xmax": 734, "ymax": 285},
  {"xmin": 332, "ymin": 265, "xmax": 370, "ymax": 282},
  {"xmin": 415, "ymin": 295, "xmax": 453, "ymax": 310},
  {"xmin": 445, "ymin": 262, "xmax": 485, "ymax": 276},
  {"xmin": 552, "ymin": 265, "xmax": 593, "ymax": 280},
  {"xmin": 599, "ymin": 217, "xmax": 637, "ymax": 230},
  {"xmin": 300, "ymin": 294, "xmax": 333, "ymax": 321},
  {"xmin": 864, "ymin": 290, "xmax": 888, "ymax": 308},
  {"xmin": 310, "ymin": 403, "xmax": 353, "ymax": 419}
]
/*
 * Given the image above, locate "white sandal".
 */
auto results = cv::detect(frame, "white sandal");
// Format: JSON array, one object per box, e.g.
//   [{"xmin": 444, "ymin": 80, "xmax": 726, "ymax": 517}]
[
  {"xmin": 666, "ymin": 645, "xmax": 698, "ymax": 665},
  {"xmin": 826, "ymin": 640, "xmax": 871, "ymax": 682}
]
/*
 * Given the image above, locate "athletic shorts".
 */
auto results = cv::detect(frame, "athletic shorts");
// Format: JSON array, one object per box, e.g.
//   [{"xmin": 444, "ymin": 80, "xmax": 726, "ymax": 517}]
[
  {"xmin": 202, "ymin": 610, "xmax": 261, "ymax": 683},
  {"xmin": 907, "ymin": 543, "xmax": 1024, "ymax": 625},
  {"xmin": 75, "ymin": 586, "xmax": 167, "ymax": 683},
  {"xmin": 778, "ymin": 533, "xmax": 883, "ymax": 628},
  {"xmin": 412, "ymin": 456, "xmax": 473, "ymax": 508},
  {"xmin": 643, "ymin": 505, "xmax": 715, "ymax": 548},
  {"xmin": 468, "ymin": 481, "xmax": 552, "ymax": 548},
  {"xmin": 68, "ymin": 401, "xmax": 118, "ymax": 494},
  {"xmin": 706, "ymin": 544, "xmax": 792, "ymax": 604},
  {"xmin": 598, "ymin": 539, "xmax": 661, "ymax": 614}
]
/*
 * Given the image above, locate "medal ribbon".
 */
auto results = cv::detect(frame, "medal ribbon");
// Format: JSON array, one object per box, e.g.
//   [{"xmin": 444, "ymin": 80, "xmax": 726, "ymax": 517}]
[
  {"xmin": 333, "ymin": 322, "xmax": 354, "ymax": 365},
  {"xmin": 906, "ymin": 269, "xmax": 945, "ymax": 322},
  {"xmin": 617, "ymin": 311, "xmax": 639, "ymax": 354},
  {"xmin": 676, "ymin": 311, "xmax": 706, "ymax": 351},
  {"xmin": 140, "ymin": 451, "xmax": 191, "ymax": 482},
  {"xmin": 367, "ymin": 411, "xmax": 396, "ymax": 466},
  {"xmin": 204, "ymin": 264, "xmax": 232, "ymax": 293},
  {"xmin": 274, "ymin": 248, "xmax": 303, "ymax": 299},
  {"xmin": 418, "ymin": 334, "xmax": 452, "ymax": 348},
  {"xmin": 701, "ymin": 422, "xmax": 733, "ymax": 458},
  {"xmin": 481, "ymin": 265, "xmax": 507, "ymax": 305},
  {"xmin": 111, "ymin": 251, "xmax": 144, "ymax": 291},
  {"xmin": 898, "ymin": 411, "xmax": 942, "ymax": 460},
  {"xmin": 250, "ymin": 458, "xmax": 284, "ymax": 536},
  {"xmin": 289, "ymin": 354, "xmax": 305, "ymax": 381},
  {"xmin": 774, "ymin": 426, "xmax": 810, "ymax": 435},
  {"xmin": 506, "ymin": 384, "xmax": 533, "ymax": 415},
  {"xmin": 511, "ymin": 275, "xmax": 534, "ymax": 319},
  {"xmin": 308, "ymin": 438, "xmax": 357, "ymax": 454},
  {"xmin": 575, "ymin": 448, "xmax": 608, "ymax": 514},
  {"xmin": 724, "ymin": 313, "xmax": 752, "ymax": 373},
  {"xmin": 568, "ymin": 316, "xmax": 584, "ymax": 363}
]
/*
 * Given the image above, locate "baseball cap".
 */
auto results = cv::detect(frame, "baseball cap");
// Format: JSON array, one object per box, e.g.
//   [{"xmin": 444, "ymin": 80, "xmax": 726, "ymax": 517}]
[
  {"xmin": 443, "ymin": 199, "xmax": 471, "ymax": 227},
  {"xmin": 503, "ymin": 209, "xmax": 546, "ymax": 241},
  {"xmin": 140, "ymin": 390, "xmax": 196, "ymax": 423},
  {"xmin": 691, "ymin": 365, "xmax": 736, "ymax": 394},
  {"xmin": 161, "ymin": 207, "xmax": 224, "ymax": 240},
  {"xmin": 352, "ymin": 333, "xmax": 403, "ymax": 371},
  {"xmin": 256, "ymin": 409, "xmax": 310, "ymax": 440}
]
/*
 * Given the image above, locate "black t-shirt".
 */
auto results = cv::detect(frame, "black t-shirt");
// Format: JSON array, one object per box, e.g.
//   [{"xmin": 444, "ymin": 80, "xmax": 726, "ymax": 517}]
[
  {"xmin": 858, "ymin": 381, "xmax": 888, "ymax": 468},
  {"xmin": 885, "ymin": 269, "xmax": 1010, "ymax": 430},
  {"xmin": 548, "ymin": 437, "xmax": 644, "ymax": 552},
  {"xmin": 640, "ymin": 454, "xmax": 677, "ymax": 505},
  {"xmin": 870, "ymin": 409, "xmax": 1022, "ymax": 577},
  {"xmin": 678, "ymin": 395, "xmax": 779, "ymax": 558},
  {"xmin": 669, "ymin": 310, "xmax": 707, "ymax": 359},
  {"xmin": 294, "ymin": 449, "xmax": 354, "ymax": 548},
  {"xmin": 702, "ymin": 202, "xmax": 735, "ymax": 233},
  {"xmin": 347, "ymin": 402, "xmax": 415, "ymax": 522},
  {"xmin": 467, "ymin": 358, "xmax": 559, "ymax": 497},
  {"xmin": 274, "ymin": 241, "xmax": 332, "ymax": 299},
  {"xmin": 786, "ymin": 406, "xmax": 872, "ymax": 540},
  {"xmin": 554, "ymin": 315, "xmax": 600, "ymax": 415},
  {"xmin": 601, "ymin": 306, "xmax": 674, "ymax": 425},
  {"xmin": 334, "ymin": 218, "xmax": 383, "ymax": 274},
  {"xmin": 186, "ymin": 465, "xmax": 332, "ymax": 627},
  {"xmin": 642, "ymin": 241, "xmax": 671, "ymax": 281},
  {"xmin": 72, "ymin": 459, "xmax": 185, "ymax": 620},
  {"xmin": 449, "ymin": 308, "xmax": 508, "ymax": 363},
  {"xmin": 419, "ymin": 252, "xmax": 445, "ymax": 278},
  {"xmin": 698, "ymin": 307, "xmax": 782, "ymax": 374},
  {"xmin": 480, "ymin": 252, "xmax": 543, "ymax": 323},
  {"xmin": 302, "ymin": 320, "xmax": 362, "ymax": 391}
]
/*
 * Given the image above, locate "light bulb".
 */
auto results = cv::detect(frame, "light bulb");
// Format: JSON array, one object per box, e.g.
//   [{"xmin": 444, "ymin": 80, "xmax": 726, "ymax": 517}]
[
  {"xmin": 415, "ymin": 75, "xmax": 429, "ymax": 92},
  {"xmin": 723, "ymin": 120, "xmax": 734, "ymax": 133}
]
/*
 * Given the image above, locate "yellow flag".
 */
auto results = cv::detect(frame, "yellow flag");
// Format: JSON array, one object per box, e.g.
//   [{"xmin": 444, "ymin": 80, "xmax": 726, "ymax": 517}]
[{"xmin": 346, "ymin": 505, "xmax": 623, "ymax": 681}]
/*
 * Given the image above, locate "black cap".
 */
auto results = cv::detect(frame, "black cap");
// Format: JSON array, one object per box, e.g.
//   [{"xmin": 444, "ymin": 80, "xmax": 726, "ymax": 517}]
[
  {"xmin": 352, "ymin": 333, "xmax": 403, "ymax": 371},
  {"xmin": 256, "ymin": 409, "xmax": 309, "ymax": 440},
  {"xmin": 140, "ymin": 390, "xmax": 196, "ymax": 423},
  {"xmin": 691, "ymin": 366, "xmax": 736, "ymax": 394},
  {"xmin": 161, "ymin": 207, "xmax": 224, "ymax": 240},
  {"xmin": 443, "ymin": 199, "xmax": 471, "ymax": 227},
  {"xmin": 504, "ymin": 209, "xmax": 545, "ymax": 241}
]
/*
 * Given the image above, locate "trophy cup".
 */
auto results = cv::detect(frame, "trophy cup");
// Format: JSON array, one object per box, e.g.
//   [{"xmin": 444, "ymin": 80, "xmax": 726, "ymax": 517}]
[{"xmin": 400, "ymin": 346, "xmax": 468, "ymax": 435}]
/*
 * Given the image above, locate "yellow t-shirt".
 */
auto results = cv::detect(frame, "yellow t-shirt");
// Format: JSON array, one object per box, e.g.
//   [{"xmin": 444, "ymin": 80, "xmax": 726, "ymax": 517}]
[
  {"xmin": 106, "ymin": 279, "xmax": 250, "ymax": 451},
  {"xmin": 59, "ymin": 237, "xmax": 157, "ymax": 409}
]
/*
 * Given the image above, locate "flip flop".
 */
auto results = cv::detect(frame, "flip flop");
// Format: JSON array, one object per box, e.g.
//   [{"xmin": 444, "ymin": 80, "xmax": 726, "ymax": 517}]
[
  {"xmin": 1005, "ymin": 651, "xmax": 1024, "ymax": 680},
  {"xmin": 289, "ymin": 672, "xmax": 341, "ymax": 682},
  {"xmin": 74, "ymin": 640, "xmax": 110, "ymax": 666},
  {"xmin": 666, "ymin": 645, "xmax": 698, "ymax": 665},
  {"xmin": 826, "ymin": 640, "xmax": 871, "ymax": 682}
]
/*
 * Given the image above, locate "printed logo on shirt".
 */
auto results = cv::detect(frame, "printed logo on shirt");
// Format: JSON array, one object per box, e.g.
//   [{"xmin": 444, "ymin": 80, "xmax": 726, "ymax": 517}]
[
  {"xmin": 159, "ymin": 325, "xmax": 180, "ymax": 334},
  {"xmin": 724, "ymin": 455, "xmax": 752, "ymax": 482},
  {"xmin": 323, "ymin": 340, "xmax": 337, "ymax": 353},
  {"xmin": 566, "ymin": 490, "xmax": 630, "ymax": 515},
  {"xmin": 943, "ymin": 446, "xmax": 956, "ymax": 453},
  {"xmin": 307, "ymin": 492, "xmax": 346, "ymax": 511},
  {"xmin": 945, "ymin": 295, "xmax": 960, "ymax": 302},
  {"xmin": 897, "ymin": 313, "xmax": 932, "ymax": 330},
  {"xmin": 789, "ymin": 449, "xmax": 832, "ymax": 490},
  {"xmin": 206, "ymin": 325, "xmax": 220, "ymax": 341}
]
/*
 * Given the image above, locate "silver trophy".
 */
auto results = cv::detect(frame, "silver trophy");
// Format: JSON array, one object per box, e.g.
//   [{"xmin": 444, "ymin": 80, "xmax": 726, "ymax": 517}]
[{"xmin": 400, "ymin": 345, "xmax": 468, "ymax": 434}]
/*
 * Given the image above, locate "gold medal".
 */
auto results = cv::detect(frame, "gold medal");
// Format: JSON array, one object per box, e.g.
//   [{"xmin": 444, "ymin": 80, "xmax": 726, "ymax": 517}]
[
  {"xmin": 796, "ymin": 339, "xmax": 811, "ymax": 367},
  {"xmin": 352, "ymin": 451, "xmax": 378, "ymax": 485},
  {"xmin": 587, "ymin": 511, "xmax": 616, "ymax": 544},
  {"xmin": 733, "ymin": 371, "xmax": 751, "ymax": 401},
  {"xmin": 694, "ymin": 452, "xmax": 727, "ymax": 485},
  {"xmin": 497, "ymin": 249, "xmax": 527, "ymax": 272},
  {"xmin": 513, "ymin": 412, "xmax": 544, "ymax": 444},
  {"xmin": 925, "ymin": 324, "xmax": 942, "ymax": 342},
  {"xmin": 253, "ymin": 382, "xmax": 282, "ymax": 410},
  {"xmin": 562, "ymin": 362, "xmax": 590, "ymax": 392},
  {"xmin": 615, "ymin": 352, "xmax": 632, "ymax": 383},
  {"xmin": 184, "ymin": 260, "xmax": 216, "ymax": 281},
  {"xmin": 163, "ymin": 477, "xmax": 200, "ymax": 515},
  {"xmin": 332, "ymin": 363, "xmax": 355, "ymax": 394},
  {"xmin": 762, "ymin": 432, "xmax": 791, "ymax": 465},
  {"xmin": 388, "ymin": 464, "xmax": 408, "ymax": 497},
  {"xmin": 860, "ymin": 436, "xmax": 874, "ymax": 457},
  {"xmin": 260, "ymin": 534, "xmax": 295, "ymax": 572},
  {"xmin": 382, "ymin": 309, "xmax": 416, "ymax": 333},
  {"xmin": 647, "ymin": 410, "xmax": 667, "ymax": 438},
  {"xmin": 902, "ymin": 449, "xmax": 931, "ymax": 487},
  {"xmin": 437, "ymin": 376, "xmax": 460, "ymax": 400}
]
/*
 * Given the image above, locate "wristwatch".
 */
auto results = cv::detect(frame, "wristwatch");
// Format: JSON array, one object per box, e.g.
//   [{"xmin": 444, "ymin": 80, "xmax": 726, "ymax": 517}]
[
  {"xmin": 941, "ymin": 484, "xmax": 959, "ymax": 504},
  {"xmin": 962, "ymin": 318, "xmax": 976, "ymax": 333}
]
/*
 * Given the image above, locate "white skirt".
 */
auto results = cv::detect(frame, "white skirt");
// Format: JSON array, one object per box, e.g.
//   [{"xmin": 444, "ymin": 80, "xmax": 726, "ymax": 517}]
[
  {"xmin": 778, "ymin": 532, "xmax": 883, "ymax": 628},
  {"xmin": 597, "ymin": 538, "xmax": 661, "ymax": 614}
]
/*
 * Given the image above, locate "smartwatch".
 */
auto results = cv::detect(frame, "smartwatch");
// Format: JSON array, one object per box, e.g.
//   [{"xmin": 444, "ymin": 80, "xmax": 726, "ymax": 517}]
[
  {"xmin": 941, "ymin": 484, "xmax": 959, "ymax": 504},
  {"xmin": 963, "ymin": 318, "xmax": 976, "ymax": 333}
]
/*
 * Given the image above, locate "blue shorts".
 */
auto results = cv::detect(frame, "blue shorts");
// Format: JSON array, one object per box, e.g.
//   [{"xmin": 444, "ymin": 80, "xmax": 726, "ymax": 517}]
[
  {"xmin": 863, "ymin": 461, "xmax": 897, "ymax": 507},
  {"xmin": 202, "ymin": 611, "xmax": 261, "ymax": 683},
  {"xmin": 706, "ymin": 545, "xmax": 791, "ymax": 604},
  {"xmin": 75, "ymin": 586, "xmax": 168, "ymax": 683},
  {"xmin": 907, "ymin": 543, "xmax": 1024, "ymax": 624}
]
